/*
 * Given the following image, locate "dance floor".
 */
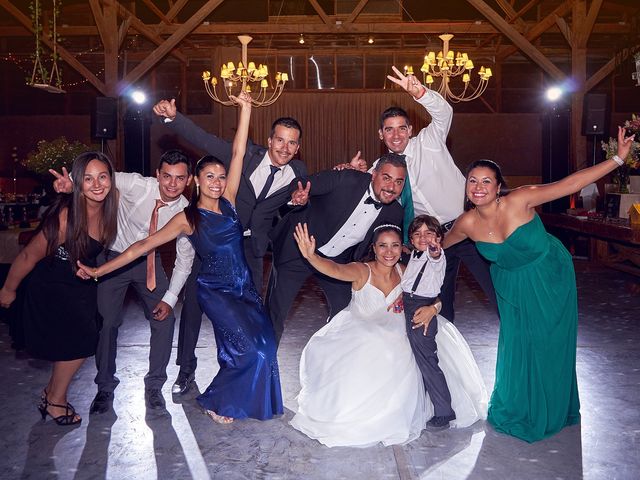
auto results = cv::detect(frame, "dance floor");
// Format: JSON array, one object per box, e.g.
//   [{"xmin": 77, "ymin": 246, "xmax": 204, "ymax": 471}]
[{"xmin": 0, "ymin": 263, "xmax": 638, "ymax": 480}]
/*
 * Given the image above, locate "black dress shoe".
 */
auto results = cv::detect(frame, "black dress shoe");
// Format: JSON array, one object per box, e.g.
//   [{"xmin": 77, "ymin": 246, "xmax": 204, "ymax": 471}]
[
  {"xmin": 171, "ymin": 372, "xmax": 195, "ymax": 395},
  {"xmin": 426, "ymin": 414, "xmax": 456, "ymax": 431},
  {"xmin": 145, "ymin": 388, "xmax": 166, "ymax": 409},
  {"xmin": 89, "ymin": 391, "xmax": 113, "ymax": 415}
]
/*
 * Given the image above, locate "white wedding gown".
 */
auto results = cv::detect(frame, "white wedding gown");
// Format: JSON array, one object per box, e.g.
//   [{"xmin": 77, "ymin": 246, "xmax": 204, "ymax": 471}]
[{"xmin": 290, "ymin": 267, "xmax": 488, "ymax": 448}]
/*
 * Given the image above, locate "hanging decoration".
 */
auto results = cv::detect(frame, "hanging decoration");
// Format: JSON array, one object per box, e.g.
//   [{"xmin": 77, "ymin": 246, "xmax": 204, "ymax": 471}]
[{"xmin": 29, "ymin": 0, "xmax": 65, "ymax": 93}]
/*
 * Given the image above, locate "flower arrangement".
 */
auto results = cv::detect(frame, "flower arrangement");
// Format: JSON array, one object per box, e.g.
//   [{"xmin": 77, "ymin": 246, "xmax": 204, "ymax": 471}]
[
  {"xmin": 601, "ymin": 114, "xmax": 640, "ymax": 193},
  {"xmin": 22, "ymin": 137, "xmax": 91, "ymax": 175}
]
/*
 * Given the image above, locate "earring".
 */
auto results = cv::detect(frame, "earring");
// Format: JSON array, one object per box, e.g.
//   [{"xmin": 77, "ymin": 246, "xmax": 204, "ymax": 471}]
[
  {"xmin": 496, "ymin": 193, "xmax": 501, "ymax": 204},
  {"xmin": 196, "ymin": 184, "xmax": 200, "ymax": 196}
]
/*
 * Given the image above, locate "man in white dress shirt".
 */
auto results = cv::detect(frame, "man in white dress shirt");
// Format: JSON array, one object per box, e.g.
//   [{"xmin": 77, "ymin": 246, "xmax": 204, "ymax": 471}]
[
  {"xmin": 379, "ymin": 67, "xmax": 497, "ymax": 322},
  {"xmin": 53, "ymin": 150, "xmax": 194, "ymax": 412}
]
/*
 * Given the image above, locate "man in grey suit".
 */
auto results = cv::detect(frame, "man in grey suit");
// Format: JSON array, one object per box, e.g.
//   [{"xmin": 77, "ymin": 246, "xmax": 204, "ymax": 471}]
[{"xmin": 153, "ymin": 99, "xmax": 307, "ymax": 394}]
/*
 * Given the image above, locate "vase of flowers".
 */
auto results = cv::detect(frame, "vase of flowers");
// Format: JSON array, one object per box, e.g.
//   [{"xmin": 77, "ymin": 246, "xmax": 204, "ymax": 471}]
[{"xmin": 602, "ymin": 114, "xmax": 640, "ymax": 193}]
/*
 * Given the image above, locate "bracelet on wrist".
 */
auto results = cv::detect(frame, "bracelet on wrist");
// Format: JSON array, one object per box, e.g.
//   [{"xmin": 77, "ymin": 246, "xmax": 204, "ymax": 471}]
[
  {"xmin": 93, "ymin": 269, "xmax": 99, "ymax": 282},
  {"xmin": 612, "ymin": 155, "xmax": 624, "ymax": 166}
]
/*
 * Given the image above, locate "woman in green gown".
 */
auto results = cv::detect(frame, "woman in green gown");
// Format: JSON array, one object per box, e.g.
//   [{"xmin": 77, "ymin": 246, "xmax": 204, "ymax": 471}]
[{"xmin": 444, "ymin": 127, "xmax": 634, "ymax": 442}]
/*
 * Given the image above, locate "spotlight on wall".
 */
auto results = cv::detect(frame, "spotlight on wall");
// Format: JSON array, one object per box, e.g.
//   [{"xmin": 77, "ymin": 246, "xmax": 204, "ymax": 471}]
[
  {"xmin": 130, "ymin": 89, "xmax": 147, "ymax": 105},
  {"xmin": 299, "ymin": 34, "xmax": 305, "ymax": 45},
  {"xmin": 545, "ymin": 86, "xmax": 563, "ymax": 102}
]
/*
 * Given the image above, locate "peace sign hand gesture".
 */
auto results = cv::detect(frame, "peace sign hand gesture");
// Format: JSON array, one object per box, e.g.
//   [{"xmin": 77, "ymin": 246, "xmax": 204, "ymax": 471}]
[{"xmin": 387, "ymin": 65, "xmax": 425, "ymax": 99}]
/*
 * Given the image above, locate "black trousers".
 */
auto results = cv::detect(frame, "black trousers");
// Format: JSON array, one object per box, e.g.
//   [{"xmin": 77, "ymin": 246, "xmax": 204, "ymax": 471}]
[
  {"xmin": 441, "ymin": 239, "xmax": 497, "ymax": 322},
  {"xmin": 266, "ymin": 257, "xmax": 352, "ymax": 345},
  {"xmin": 402, "ymin": 292, "xmax": 455, "ymax": 419},
  {"xmin": 176, "ymin": 238, "xmax": 264, "ymax": 377}
]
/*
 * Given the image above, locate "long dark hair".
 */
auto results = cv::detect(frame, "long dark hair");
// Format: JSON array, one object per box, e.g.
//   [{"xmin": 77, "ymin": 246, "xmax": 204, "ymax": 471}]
[
  {"xmin": 39, "ymin": 151, "xmax": 118, "ymax": 269},
  {"xmin": 463, "ymin": 159, "xmax": 509, "ymax": 211},
  {"xmin": 361, "ymin": 224, "xmax": 402, "ymax": 262},
  {"xmin": 184, "ymin": 154, "xmax": 226, "ymax": 232}
]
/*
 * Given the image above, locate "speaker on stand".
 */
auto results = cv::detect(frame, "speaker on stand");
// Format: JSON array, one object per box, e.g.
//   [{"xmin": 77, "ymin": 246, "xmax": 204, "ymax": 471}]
[
  {"xmin": 582, "ymin": 93, "xmax": 609, "ymax": 166},
  {"xmin": 91, "ymin": 97, "xmax": 118, "ymax": 153},
  {"xmin": 541, "ymin": 105, "xmax": 570, "ymax": 213},
  {"xmin": 124, "ymin": 104, "xmax": 150, "ymax": 176}
]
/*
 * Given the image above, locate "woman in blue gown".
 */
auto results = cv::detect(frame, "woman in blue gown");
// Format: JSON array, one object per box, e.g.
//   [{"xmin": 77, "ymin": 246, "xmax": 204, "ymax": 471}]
[{"xmin": 79, "ymin": 92, "xmax": 283, "ymax": 424}]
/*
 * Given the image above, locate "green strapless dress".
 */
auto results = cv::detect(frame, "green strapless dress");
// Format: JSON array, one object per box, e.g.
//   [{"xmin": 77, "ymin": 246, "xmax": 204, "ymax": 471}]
[{"xmin": 476, "ymin": 214, "xmax": 580, "ymax": 442}]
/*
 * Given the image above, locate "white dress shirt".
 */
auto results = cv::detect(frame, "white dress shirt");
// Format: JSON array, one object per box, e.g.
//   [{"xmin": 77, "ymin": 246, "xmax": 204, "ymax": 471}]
[
  {"xmin": 249, "ymin": 152, "xmax": 296, "ymax": 199},
  {"xmin": 111, "ymin": 172, "xmax": 195, "ymax": 308},
  {"xmin": 318, "ymin": 186, "xmax": 382, "ymax": 258},
  {"xmin": 373, "ymin": 89, "xmax": 466, "ymax": 225},
  {"xmin": 400, "ymin": 250, "xmax": 446, "ymax": 298}
]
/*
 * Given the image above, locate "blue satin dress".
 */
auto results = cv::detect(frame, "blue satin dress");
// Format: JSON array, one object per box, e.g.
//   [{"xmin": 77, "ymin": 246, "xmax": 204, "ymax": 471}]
[{"xmin": 188, "ymin": 199, "xmax": 283, "ymax": 420}]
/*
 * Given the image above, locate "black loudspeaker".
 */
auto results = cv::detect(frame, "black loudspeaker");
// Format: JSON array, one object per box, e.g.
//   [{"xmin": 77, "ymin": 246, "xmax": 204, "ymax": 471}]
[
  {"xmin": 123, "ymin": 107, "xmax": 150, "ymax": 176},
  {"xmin": 541, "ymin": 108, "xmax": 570, "ymax": 213},
  {"xmin": 582, "ymin": 93, "xmax": 608, "ymax": 136},
  {"xmin": 92, "ymin": 97, "xmax": 118, "ymax": 139}
]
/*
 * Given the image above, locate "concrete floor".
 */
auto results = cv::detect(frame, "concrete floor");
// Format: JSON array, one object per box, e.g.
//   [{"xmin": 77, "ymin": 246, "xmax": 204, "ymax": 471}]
[{"xmin": 0, "ymin": 263, "xmax": 638, "ymax": 480}]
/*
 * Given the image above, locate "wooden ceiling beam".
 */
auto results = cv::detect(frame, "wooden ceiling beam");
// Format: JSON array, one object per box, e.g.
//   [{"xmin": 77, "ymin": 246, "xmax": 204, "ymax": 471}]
[
  {"xmin": 497, "ymin": 0, "xmax": 576, "ymax": 61},
  {"xmin": 578, "ymin": 0, "xmax": 603, "ymax": 48},
  {"xmin": 307, "ymin": 0, "xmax": 332, "ymax": 25},
  {"xmin": 165, "ymin": 0, "xmax": 189, "ymax": 22},
  {"xmin": 494, "ymin": 0, "xmax": 527, "ymax": 29},
  {"xmin": 100, "ymin": 0, "xmax": 188, "ymax": 64},
  {"xmin": 117, "ymin": 0, "xmax": 225, "ymax": 94},
  {"xmin": 345, "ymin": 0, "xmax": 370, "ymax": 24},
  {"xmin": 467, "ymin": 0, "xmax": 565, "ymax": 80}
]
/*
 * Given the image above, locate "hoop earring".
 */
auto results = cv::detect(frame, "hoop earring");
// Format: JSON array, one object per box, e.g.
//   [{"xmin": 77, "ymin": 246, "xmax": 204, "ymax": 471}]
[{"xmin": 496, "ymin": 194, "xmax": 501, "ymax": 204}]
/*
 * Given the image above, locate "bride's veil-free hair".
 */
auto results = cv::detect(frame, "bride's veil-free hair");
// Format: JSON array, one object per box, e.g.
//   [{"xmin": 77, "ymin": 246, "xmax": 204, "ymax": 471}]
[{"xmin": 360, "ymin": 224, "xmax": 402, "ymax": 262}]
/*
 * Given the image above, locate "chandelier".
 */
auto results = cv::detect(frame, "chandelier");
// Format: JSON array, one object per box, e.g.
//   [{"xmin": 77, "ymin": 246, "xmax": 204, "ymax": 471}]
[
  {"xmin": 202, "ymin": 35, "xmax": 287, "ymax": 107},
  {"xmin": 408, "ymin": 34, "xmax": 491, "ymax": 103}
]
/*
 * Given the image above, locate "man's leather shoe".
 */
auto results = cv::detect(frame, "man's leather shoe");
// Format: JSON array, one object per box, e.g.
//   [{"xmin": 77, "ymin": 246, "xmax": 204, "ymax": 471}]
[
  {"xmin": 171, "ymin": 372, "xmax": 195, "ymax": 395},
  {"xmin": 426, "ymin": 414, "xmax": 456, "ymax": 431},
  {"xmin": 145, "ymin": 388, "xmax": 166, "ymax": 409},
  {"xmin": 89, "ymin": 391, "xmax": 113, "ymax": 415}
]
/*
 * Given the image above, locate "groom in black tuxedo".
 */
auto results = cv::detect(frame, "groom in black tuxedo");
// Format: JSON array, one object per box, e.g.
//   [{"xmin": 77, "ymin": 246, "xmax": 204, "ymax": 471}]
[
  {"xmin": 153, "ymin": 99, "xmax": 307, "ymax": 393},
  {"xmin": 267, "ymin": 153, "xmax": 406, "ymax": 343}
]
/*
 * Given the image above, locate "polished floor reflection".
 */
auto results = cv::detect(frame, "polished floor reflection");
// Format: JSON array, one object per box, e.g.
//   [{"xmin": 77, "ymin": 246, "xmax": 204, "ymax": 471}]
[{"xmin": 0, "ymin": 263, "xmax": 638, "ymax": 480}]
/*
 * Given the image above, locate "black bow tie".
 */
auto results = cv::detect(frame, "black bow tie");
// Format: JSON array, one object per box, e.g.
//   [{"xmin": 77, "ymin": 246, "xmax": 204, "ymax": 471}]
[
  {"xmin": 364, "ymin": 196, "xmax": 382, "ymax": 210},
  {"xmin": 413, "ymin": 250, "xmax": 424, "ymax": 259}
]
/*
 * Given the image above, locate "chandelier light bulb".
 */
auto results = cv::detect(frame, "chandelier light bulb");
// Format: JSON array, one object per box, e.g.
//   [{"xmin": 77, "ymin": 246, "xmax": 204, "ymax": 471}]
[{"xmin": 299, "ymin": 34, "xmax": 305, "ymax": 45}]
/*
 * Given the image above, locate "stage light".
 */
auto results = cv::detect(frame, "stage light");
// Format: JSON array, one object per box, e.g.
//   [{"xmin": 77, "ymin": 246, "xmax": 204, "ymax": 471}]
[
  {"xmin": 546, "ymin": 87, "xmax": 563, "ymax": 102},
  {"xmin": 131, "ymin": 90, "xmax": 147, "ymax": 105}
]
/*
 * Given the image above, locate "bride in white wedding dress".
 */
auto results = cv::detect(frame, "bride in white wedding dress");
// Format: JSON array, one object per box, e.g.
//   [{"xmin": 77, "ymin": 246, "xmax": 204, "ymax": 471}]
[{"xmin": 289, "ymin": 223, "xmax": 487, "ymax": 448}]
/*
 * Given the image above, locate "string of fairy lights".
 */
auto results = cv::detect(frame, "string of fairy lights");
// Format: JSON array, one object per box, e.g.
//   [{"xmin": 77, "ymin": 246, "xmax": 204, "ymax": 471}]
[{"xmin": 1, "ymin": 44, "xmax": 106, "ymax": 89}]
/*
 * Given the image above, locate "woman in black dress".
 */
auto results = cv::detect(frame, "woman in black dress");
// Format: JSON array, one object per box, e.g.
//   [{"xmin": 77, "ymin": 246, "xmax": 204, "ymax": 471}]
[{"xmin": 0, "ymin": 151, "xmax": 118, "ymax": 425}]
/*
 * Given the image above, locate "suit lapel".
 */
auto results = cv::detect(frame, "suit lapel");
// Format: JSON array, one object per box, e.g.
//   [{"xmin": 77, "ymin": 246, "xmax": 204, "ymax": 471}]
[{"xmin": 242, "ymin": 152, "xmax": 264, "ymax": 199}]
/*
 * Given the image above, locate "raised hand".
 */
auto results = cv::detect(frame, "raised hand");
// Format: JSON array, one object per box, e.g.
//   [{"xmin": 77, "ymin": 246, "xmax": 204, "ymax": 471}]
[
  {"xmin": 49, "ymin": 166, "xmax": 73, "ymax": 194},
  {"xmin": 232, "ymin": 91, "xmax": 253, "ymax": 110},
  {"xmin": 387, "ymin": 293, "xmax": 404, "ymax": 313},
  {"xmin": 427, "ymin": 236, "xmax": 442, "ymax": 259},
  {"xmin": 293, "ymin": 222, "xmax": 316, "ymax": 259},
  {"xmin": 291, "ymin": 180, "xmax": 311, "ymax": 206},
  {"xmin": 387, "ymin": 65, "xmax": 425, "ymax": 99},
  {"xmin": 152, "ymin": 98, "xmax": 177, "ymax": 121},
  {"xmin": 617, "ymin": 126, "xmax": 635, "ymax": 160}
]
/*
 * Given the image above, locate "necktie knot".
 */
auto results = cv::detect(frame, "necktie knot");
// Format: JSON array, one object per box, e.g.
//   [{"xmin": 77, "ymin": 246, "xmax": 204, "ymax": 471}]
[
  {"xmin": 413, "ymin": 250, "xmax": 424, "ymax": 259},
  {"xmin": 256, "ymin": 165, "xmax": 281, "ymax": 202},
  {"xmin": 364, "ymin": 196, "xmax": 382, "ymax": 210},
  {"xmin": 154, "ymin": 199, "xmax": 168, "ymax": 212}
]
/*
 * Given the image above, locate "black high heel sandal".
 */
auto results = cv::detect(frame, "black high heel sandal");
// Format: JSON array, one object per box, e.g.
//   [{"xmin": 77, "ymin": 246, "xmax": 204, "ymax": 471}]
[{"xmin": 38, "ymin": 394, "xmax": 82, "ymax": 426}]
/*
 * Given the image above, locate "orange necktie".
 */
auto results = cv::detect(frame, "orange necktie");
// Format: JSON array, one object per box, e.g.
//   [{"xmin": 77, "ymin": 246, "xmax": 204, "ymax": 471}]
[{"xmin": 146, "ymin": 199, "xmax": 167, "ymax": 291}]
